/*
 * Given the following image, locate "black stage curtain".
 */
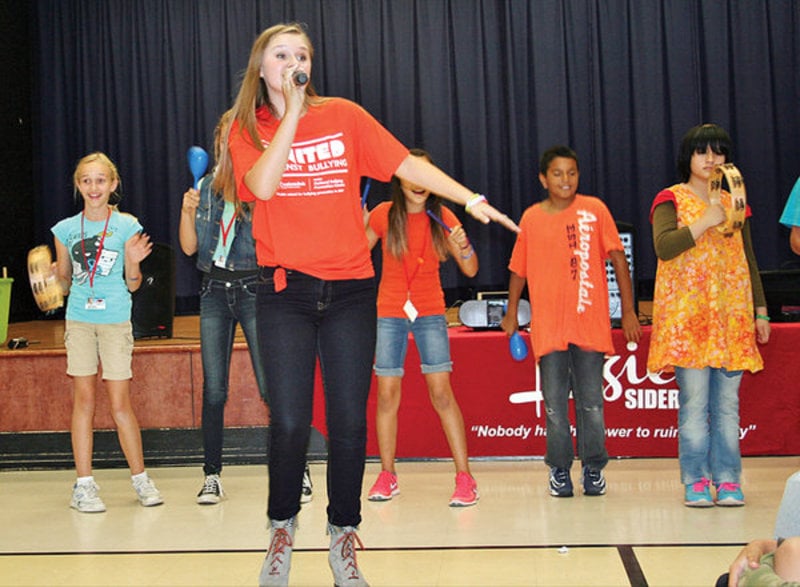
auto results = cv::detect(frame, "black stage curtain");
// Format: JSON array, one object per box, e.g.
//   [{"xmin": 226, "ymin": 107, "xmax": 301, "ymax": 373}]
[{"xmin": 27, "ymin": 0, "xmax": 800, "ymax": 307}]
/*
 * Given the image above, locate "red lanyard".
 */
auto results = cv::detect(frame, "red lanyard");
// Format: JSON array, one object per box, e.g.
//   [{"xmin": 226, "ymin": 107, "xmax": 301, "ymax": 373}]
[
  {"xmin": 220, "ymin": 209, "xmax": 236, "ymax": 246},
  {"xmin": 402, "ymin": 221, "xmax": 430, "ymax": 293},
  {"xmin": 80, "ymin": 207, "xmax": 111, "ymax": 289}
]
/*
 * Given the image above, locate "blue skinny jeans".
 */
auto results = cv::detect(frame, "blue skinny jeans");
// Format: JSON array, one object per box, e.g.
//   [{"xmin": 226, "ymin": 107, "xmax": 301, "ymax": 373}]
[{"xmin": 199, "ymin": 273, "xmax": 267, "ymax": 476}]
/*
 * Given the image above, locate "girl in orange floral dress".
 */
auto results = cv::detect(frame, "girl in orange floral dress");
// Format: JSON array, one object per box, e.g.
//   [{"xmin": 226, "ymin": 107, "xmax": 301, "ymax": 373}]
[{"xmin": 647, "ymin": 124, "xmax": 770, "ymax": 508}]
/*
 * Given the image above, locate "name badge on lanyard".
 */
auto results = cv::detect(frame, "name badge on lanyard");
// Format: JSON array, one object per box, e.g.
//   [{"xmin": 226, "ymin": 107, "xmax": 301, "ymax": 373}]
[
  {"xmin": 403, "ymin": 298, "xmax": 418, "ymax": 322},
  {"xmin": 86, "ymin": 297, "xmax": 106, "ymax": 310}
]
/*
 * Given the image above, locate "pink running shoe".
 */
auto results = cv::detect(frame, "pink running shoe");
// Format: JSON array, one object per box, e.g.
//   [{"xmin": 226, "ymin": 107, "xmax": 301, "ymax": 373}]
[
  {"xmin": 449, "ymin": 472, "xmax": 479, "ymax": 507},
  {"xmin": 368, "ymin": 471, "xmax": 399, "ymax": 502}
]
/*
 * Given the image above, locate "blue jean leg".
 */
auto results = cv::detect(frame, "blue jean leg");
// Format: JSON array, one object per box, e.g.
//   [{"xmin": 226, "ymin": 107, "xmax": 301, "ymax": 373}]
[
  {"xmin": 570, "ymin": 346, "xmax": 608, "ymax": 470},
  {"xmin": 410, "ymin": 314, "xmax": 452, "ymax": 374},
  {"xmin": 199, "ymin": 275, "xmax": 265, "ymax": 476},
  {"xmin": 257, "ymin": 269, "xmax": 376, "ymax": 526},
  {"xmin": 374, "ymin": 315, "xmax": 452, "ymax": 377},
  {"xmin": 675, "ymin": 366, "xmax": 743, "ymax": 485},
  {"xmin": 374, "ymin": 318, "xmax": 411, "ymax": 377},
  {"xmin": 539, "ymin": 345, "xmax": 608, "ymax": 470}
]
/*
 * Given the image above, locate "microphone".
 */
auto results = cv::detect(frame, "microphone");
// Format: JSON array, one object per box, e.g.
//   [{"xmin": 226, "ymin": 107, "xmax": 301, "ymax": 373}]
[{"xmin": 293, "ymin": 71, "xmax": 308, "ymax": 85}]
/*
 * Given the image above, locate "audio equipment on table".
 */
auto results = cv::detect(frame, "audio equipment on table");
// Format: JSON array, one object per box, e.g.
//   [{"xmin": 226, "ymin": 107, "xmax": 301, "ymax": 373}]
[{"xmin": 459, "ymin": 299, "xmax": 531, "ymax": 329}]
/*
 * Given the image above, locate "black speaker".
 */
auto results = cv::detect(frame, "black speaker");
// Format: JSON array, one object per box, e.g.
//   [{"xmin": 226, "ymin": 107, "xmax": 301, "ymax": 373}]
[
  {"xmin": 131, "ymin": 243, "xmax": 175, "ymax": 339},
  {"xmin": 605, "ymin": 221, "xmax": 637, "ymax": 327},
  {"xmin": 760, "ymin": 268, "xmax": 800, "ymax": 322}
]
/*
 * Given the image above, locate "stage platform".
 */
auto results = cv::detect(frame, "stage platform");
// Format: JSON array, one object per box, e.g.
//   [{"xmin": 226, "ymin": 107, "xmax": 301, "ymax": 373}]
[
  {"xmin": 0, "ymin": 316, "xmax": 286, "ymax": 469},
  {"xmin": 1, "ymin": 315, "xmax": 799, "ymax": 470}
]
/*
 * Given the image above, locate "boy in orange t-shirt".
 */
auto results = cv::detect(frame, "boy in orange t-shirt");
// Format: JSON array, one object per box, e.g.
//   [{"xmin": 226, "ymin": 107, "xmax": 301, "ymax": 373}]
[{"xmin": 501, "ymin": 145, "xmax": 640, "ymax": 498}]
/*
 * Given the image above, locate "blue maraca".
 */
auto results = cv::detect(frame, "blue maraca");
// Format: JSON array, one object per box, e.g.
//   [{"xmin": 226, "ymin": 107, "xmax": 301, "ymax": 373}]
[
  {"xmin": 187, "ymin": 146, "xmax": 209, "ymax": 189},
  {"xmin": 509, "ymin": 331, "xmax": 528, "ymax": 362}
]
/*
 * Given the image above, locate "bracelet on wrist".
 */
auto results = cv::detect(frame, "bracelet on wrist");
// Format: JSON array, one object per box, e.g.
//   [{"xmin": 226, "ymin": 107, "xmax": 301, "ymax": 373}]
[
  {"xmin": 465, "ymin": 193, "xmax": 487, "ymax": 212},
  {"xmin": 460, "ymin": 250, "xmax": 475, "ymax": 260},
  {"xmin": 755, "ymin": 314, "xmax": 770, "ymax": 321},
  {"xmin": 127, "ymin": 275, "xmax": 141, "ymax": 281}
]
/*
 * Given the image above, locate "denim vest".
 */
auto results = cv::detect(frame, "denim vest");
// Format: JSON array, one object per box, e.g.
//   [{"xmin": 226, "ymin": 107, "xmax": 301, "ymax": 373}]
[{"xmin": 194, "ymin": 175, "xmax": 258, "ymax": 273}]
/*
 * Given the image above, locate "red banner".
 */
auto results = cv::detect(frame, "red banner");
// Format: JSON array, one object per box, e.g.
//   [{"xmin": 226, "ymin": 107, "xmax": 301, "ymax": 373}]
[{"xmin": 313, "ymin": 324, "xmax": 800, "ymax": 458}]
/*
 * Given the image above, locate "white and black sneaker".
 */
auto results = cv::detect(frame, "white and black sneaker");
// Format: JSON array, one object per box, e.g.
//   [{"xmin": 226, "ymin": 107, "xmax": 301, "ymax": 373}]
[
  {"xmin": 197, "ymin": 474, "xmax": 225, "ymax": 505},
  {"xmin": 582, "ymin": 466, "xmax": 607, "ymax": 496},
  {"xmin": 300, "ymin": 464, "xmax": 313, "ymax": 504},
  {"xmin": 549, "ymin": 467, "xmax": 574, "ymax": 497}
]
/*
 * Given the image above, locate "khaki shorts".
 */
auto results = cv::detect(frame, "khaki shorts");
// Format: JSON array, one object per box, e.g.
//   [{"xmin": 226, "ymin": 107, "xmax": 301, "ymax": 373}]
[{"xmin": 64, "ymin": 320, "xmax": 134, "ymax": 380}]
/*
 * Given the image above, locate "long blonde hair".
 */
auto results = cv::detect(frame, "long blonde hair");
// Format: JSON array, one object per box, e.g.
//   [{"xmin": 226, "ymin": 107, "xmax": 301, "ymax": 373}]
[
  {"xmin": 216, "ymin": 22, "xmax": 323, "ymax": 204},
  {"xmin": 211, "ymin": 109, "xmax": 250, "ymax": 219}
]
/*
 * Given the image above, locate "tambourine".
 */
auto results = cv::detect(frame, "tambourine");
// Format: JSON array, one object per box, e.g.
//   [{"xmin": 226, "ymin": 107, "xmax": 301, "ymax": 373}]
[
  {"xmin": 708, "ymin": 163, "xmax": 747, "ymax": 237},
  {"xmin": 27, "ymin": 245, "xmax": 64, "ymax": 313}
]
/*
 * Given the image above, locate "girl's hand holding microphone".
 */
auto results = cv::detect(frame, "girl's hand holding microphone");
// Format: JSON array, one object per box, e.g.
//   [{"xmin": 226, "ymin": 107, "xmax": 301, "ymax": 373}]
[{"xmin": 282, "ymin": 64, "xmax": 308, "ymax": 115}]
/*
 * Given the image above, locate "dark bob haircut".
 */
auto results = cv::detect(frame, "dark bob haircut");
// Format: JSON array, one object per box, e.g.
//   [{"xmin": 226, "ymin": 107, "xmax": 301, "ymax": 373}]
[
  {"xmin": 676, "ymin": 124, "xmax": 732, "ymax": 183},
  {"xmin": 539, "ymin": 145, "xmax": 579, "ymax": 175}
]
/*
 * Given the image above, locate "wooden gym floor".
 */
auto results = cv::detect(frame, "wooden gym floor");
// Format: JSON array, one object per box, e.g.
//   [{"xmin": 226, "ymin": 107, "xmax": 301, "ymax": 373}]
[{"xmin": 0, "ymin": 456, "xmax": 797, "ymax": 586}]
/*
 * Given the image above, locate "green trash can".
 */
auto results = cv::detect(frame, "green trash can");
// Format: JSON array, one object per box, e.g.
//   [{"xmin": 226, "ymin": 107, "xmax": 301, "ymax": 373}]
[{"xmin": 0, "ymin": 276, "xmax": 12, "ymax": 345}]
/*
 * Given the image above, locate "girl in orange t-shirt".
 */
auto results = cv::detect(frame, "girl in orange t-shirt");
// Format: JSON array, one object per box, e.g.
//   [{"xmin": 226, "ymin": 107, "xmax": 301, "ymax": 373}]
[
  {"xmin": 365, "ymin": 149, "xmax": 479, "ymax": 508},
  {"xmin": 216, "ymin": 23, "xmax": 519, "ymax": 587}
]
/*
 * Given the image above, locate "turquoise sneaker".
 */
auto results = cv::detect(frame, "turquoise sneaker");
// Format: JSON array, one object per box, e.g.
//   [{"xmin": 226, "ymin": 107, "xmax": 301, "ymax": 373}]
[
  {"xmin": 715, "ymin": 482, "xmax": 745, "ymax": 507},
  {"xmin": 684, "ymin": 477, "xmax": 713, "ymax": 507}
]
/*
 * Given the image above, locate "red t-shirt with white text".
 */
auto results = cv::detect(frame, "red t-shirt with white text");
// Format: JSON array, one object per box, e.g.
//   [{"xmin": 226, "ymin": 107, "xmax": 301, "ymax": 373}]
[{"xmin": 229, "ymin": 98, "xmax": 409, "ymax": 280}]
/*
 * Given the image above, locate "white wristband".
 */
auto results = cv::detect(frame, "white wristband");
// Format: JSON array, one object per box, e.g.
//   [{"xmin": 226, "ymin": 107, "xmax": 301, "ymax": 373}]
[{"xmin": 465, "ymin": 193, "xmax": 487, "ymax": 212}]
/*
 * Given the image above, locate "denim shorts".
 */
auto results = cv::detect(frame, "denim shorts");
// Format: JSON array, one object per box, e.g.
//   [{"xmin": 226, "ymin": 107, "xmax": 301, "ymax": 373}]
[{"xmin": 374, "ymin": 315, "xmax": 452, "ymax": 377}]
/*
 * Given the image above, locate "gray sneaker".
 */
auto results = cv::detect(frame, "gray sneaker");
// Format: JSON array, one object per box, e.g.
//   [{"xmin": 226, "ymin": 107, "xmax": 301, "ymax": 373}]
[
  {"xmin": 259, "ymin": 517, "xmax": 296, "ymax": 587},
  {"xmin": 70, "ymin": 481, "xmax": 106, "ymax": 513},
  {"xmin": 328, "ymin": 523, "xmax": 369, "ymax": 586},
  {"xmin": 133, "ymin": 474, "xmax": 164, "ymax": 507},
  {"xmin": 300, "ymin": 464, "xmax": 313, "ymax": 504}
]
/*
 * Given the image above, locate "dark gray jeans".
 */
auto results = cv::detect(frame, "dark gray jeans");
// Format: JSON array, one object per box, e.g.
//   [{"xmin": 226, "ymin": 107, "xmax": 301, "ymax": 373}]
[{"xmin": 539, "ymin": 344, "xmax": 609, "ymax": 471}]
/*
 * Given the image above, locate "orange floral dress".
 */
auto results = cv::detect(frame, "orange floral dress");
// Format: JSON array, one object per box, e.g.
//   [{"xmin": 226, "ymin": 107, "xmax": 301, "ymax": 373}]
[{"xmin": 647, "ymin": 184, "xmax": 763, "ymax": 373}]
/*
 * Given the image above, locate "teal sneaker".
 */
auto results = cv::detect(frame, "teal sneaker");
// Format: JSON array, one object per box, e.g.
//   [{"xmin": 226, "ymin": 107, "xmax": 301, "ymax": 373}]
[
  {"xmin": 715, "ymin": 482, "xmax": 745, "ymax": 507},
  {"xmin": 684, "ymin": 477, "xmax": 713, "ymax": 507}
]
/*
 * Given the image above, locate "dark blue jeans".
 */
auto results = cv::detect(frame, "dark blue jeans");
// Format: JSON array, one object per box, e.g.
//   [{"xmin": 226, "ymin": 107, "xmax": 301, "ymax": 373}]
[
  {"xmin": 539, "ymin": 344, "xmax": 608, "ymax": 471},
  {"xmin": 199, "ymin": 273, "xmax": 267, "ymax": 476},
  {"xmin": 257, "ymin": 267, "xmax": 376, "ymax": 527}
]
